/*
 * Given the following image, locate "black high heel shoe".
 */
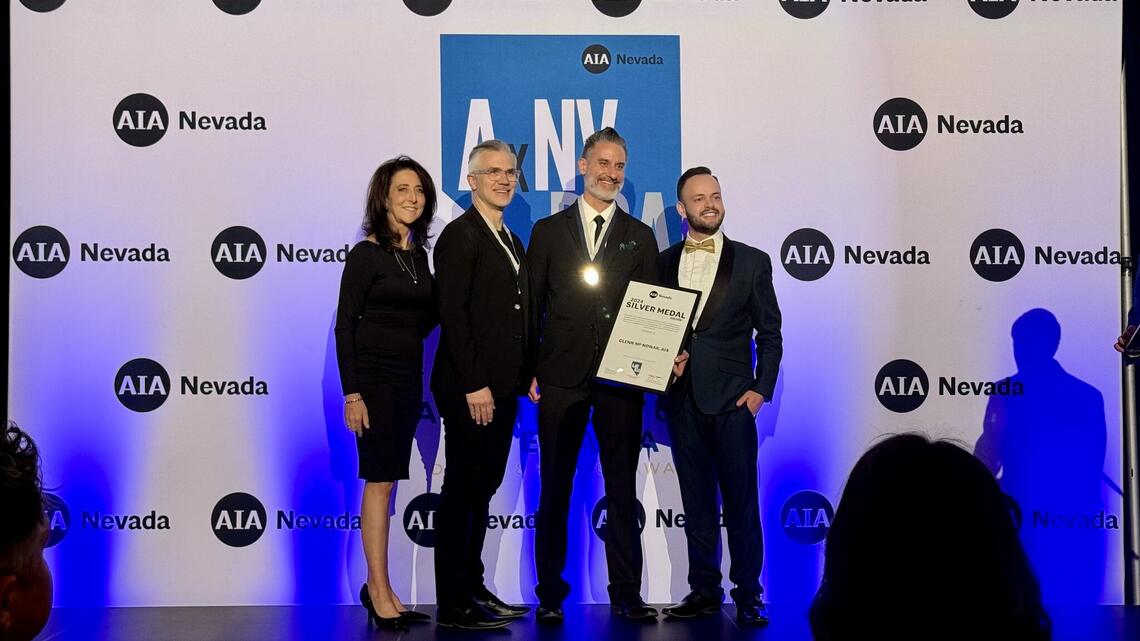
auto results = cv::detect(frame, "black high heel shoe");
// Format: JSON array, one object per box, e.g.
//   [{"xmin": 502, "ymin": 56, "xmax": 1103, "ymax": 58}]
[
  {"xmin": 359, "ymin": 583, "xmax": 407, "ymax": 630},
  {"xmin": 400, "ymin": 609, "xmax": 432, "ymax": 623},
  {"xmin": 359, "ymin": 583, "xmax": 431, "ymax": 623}
]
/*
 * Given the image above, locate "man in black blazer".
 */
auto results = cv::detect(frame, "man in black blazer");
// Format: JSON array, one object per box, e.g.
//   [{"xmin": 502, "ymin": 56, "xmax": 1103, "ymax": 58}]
[
  {"xmin": 432, "ymin": 140, "xmax": 534, "ymax": 630},
  {"xmin": 527, "ymin": 127, "xmax": 660, "ymax": 621},
  {"xmin": 657, "ymin": 167, "xmax": 782, "ymax": 626}
]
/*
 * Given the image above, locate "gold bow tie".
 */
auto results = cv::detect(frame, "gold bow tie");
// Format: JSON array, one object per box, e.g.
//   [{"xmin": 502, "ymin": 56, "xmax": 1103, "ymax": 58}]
[{"xmin": 684, "ymin": 238, "xmax": 715, "ymax": 254}]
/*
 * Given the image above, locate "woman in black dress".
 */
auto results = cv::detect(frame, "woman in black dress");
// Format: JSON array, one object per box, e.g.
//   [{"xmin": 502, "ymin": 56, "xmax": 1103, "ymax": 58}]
[{"xmin": 335, "ymin": 156, "xmax": 437, "ymax": 627}]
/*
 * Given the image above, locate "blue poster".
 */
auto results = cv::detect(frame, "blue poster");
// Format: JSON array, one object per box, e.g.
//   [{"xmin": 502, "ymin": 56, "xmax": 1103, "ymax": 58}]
[{"xmin": 441, "ymin": 34, "xmax": 682, "ymax": 247}]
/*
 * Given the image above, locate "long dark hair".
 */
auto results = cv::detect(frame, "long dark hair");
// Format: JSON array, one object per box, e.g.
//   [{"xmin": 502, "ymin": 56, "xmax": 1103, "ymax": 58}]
[
  {"xmin": 810, "ymin": 433, "xmax": 1050, "ymax": 641},
  {"xmin": 363, "ymin": 156, "xmax": 437, "ymax": 251}
]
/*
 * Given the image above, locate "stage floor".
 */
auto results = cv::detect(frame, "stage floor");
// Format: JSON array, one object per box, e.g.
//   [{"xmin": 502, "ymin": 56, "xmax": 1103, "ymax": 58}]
[{"xmin": 38, "ymin": 603, "xmax": 1140, "ymax": 641}]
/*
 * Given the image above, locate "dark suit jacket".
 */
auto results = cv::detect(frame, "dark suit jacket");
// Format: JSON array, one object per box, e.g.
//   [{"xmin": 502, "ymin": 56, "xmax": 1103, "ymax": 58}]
[
  {"xmin": 431, "ymin": 207, "xmax": 535, "ymax": 399},
  {"xmin": 528, "ymin": 201, "xmax": 659, "ymax": 388},
  {"xmin": 659, "ymin": 236, "xmax": 782, "ymax": 415}
]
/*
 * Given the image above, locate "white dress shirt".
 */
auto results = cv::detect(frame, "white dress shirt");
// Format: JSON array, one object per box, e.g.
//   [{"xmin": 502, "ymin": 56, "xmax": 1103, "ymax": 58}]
[
  {"xmin": 578, "ymin": 196, "xmax": 617, "ymax": 259},
  {"xmin": 678, "ymin": 230, "xmax": 724, "ymax": 327}
]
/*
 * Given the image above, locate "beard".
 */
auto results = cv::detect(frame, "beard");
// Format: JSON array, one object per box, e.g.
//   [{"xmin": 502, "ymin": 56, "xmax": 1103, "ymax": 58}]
[
  {"xmin": 586, "ymin": 176, "xmax": 622, "ymax": 202},
  {"xmin": 686, "ymin": 209, "xmax": 723, "ymax": 235}
]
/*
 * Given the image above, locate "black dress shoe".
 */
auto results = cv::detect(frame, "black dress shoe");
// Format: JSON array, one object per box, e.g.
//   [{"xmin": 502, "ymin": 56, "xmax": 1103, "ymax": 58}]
[
  {"xmin": 662, "ymin": 591, "xmax": 723, "ymax": 619},
  {"xmin": 611, "ymin": 598, "xmax": 659, "ymax": 621},
  {"xmin": 436, "ymin": 605, "xmax": 511, "ymax": 630},
  {"xmin": 474, "ymin": 588, "xmax": 530, "ymax": 619},
  {"xmin": 735, "ymin": 600, "xmax": 770, "ymax": 626},
  {"xmin": 535, "ymin": 605, "xmax": 564, "ymax": 624}
]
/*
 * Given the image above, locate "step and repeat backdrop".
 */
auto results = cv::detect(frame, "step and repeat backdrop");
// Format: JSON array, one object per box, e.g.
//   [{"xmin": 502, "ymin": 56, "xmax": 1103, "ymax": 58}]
[{"xmin": 9, "ymin": 0, "xmax": 1125, "ymax": 607}]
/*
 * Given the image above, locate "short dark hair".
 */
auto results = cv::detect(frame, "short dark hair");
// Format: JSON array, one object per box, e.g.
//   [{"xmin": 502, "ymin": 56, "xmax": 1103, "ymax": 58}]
[
  {"xmin": 676, "ymin": 166, "xmax": 716, "ymax": 201},
  {"xmin": 0, "ymin": 422, "xmax": 44, "ymax": 576},
  {"xmin": 363, "ymin": 156, "xmax": 437, "ymax": 251},
  {"xmin": 581, "ymin": 127, "xmax": 628, "ymax": 160}
]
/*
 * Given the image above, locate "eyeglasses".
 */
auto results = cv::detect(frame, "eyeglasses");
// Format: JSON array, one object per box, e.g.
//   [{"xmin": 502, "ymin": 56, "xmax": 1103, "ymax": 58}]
[{"xmin": 470, "ymin": 167, "xmax": 523, "ymax": 182}]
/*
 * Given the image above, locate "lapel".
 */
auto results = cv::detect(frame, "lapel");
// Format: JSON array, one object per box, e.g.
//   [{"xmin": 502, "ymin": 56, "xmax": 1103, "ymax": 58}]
[
  {"xmin": 694, "ymin": 235, "xmax": 735, "ymax": 333},
  {"xmin": 563, "ymin": 203, "xmax": 591, "ymax": 262},
  {"xmin": 662, "ymin": 243, "xmax": 682, "ymax": 288},
  {"xmin": 465, "ymin": 207, "xmax": 519, "ymax": 281},
  {"xmin": 599, "ymin": 208, "xmax": 630, "ymax": 266}
]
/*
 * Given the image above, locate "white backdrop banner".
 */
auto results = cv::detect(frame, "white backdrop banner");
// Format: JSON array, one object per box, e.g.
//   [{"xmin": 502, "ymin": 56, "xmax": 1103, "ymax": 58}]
[{"xmin": 9, "ymin": 0, "xmax": 1124, "ymax": 607}]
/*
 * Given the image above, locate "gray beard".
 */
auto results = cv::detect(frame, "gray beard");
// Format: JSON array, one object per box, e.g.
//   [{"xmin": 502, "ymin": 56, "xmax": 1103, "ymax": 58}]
[{"xmin": 586, "ymin": 181, "xmax": 621, "ymax": 203}]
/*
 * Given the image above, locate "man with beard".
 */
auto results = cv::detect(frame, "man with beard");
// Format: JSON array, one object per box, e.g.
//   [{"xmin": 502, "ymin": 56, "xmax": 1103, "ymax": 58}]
[
  {"xmin": 657, "ymin": 167, "xmax": 782, "ymax": 626},
  {"xmin": 527, "ymin": 127, "xmax": 660, "ymax": 622}
]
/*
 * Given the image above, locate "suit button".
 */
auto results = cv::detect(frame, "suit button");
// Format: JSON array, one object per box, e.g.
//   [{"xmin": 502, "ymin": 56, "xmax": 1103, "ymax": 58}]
[{"xmin": 514, "ymin": 304, "xmax": 521, "ymax": 310}]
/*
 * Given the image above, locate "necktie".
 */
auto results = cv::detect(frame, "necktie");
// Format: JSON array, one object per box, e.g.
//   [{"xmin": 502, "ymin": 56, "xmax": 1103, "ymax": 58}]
[
  {"xmin": 684, "ymin": 238, "xmax": 716, "ymax": 254},
  {"xmin": 592, "ymin": 215, "xmax": 605, "ymax": 252}
]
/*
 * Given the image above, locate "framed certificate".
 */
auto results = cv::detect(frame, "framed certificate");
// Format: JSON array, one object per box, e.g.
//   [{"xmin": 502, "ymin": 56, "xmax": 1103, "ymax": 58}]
[{"xmin": 594, "ymin": 280, "xmax": 701, "ymax": 394}]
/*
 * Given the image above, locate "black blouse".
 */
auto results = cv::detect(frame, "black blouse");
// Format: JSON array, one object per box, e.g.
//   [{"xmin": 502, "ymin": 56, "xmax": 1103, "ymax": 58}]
[{"xmin": 334, "ymin": 240, "xmax": 437, "ymax": 393}]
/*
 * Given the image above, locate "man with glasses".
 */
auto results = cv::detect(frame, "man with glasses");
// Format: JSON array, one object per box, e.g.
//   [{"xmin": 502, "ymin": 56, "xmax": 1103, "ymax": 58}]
[
  {"xmin": 432, "ymin": 139, "xmax": 534, "ymax": 629},
  {"xmin": 527, "ymin": 127, "xmax": 660, "ymax": 622}
]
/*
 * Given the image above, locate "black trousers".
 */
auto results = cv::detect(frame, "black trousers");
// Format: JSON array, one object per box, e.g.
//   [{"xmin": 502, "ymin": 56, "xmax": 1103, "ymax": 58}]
[
  {"xmin": 666, "ymin": 389, "xmax": 764, "ymax": 603},
  {"xmin": 534, "ymin": 381, "xmax": 644, "ymax": 606},
  {"xmin": 433, "ymin": 393, "xmax": 518, "ymax": 610}
]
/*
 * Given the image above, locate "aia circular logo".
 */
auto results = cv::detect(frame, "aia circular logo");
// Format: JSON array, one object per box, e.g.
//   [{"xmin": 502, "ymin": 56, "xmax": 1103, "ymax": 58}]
[
  {"xmin": 648, "ymin": 290, "xmax": 659, "ymax": 299},
  {"xmin": 592, "ymin": 0, "xmax": 641, "ymax": 18},
  {"xmin": 403, "ymin": 0, "xmax": 451, "ymax": 16},
  {"xmin": 403, "ymin": 493, "xmax": 441, "ymax": 547},
  {"xmin": 781, "ymin": 490, "xmax": 834, "ymax": 544},
  {"xmin": 970, "ymin": 228, "xmax": 1024, "ymax": 282},
  {"xmin": 212, "ymin": 492, "xmax": 267, "ymax": 547},
  {"xmin": 969, "ymin": 0, "xmax": 1018, "ymax": 20},
  {"xmin": 19, "ymin": 0, "xmax": 66, "ymax": 12},
  {"xmin": 875, "ymin": 359, "xmax": 929, "ymax": 413},
  {"xmin": 781, "ymin": 228, "xmax": 834, "ymax": 281},
  {"xmin": 591, "ymin": 496, "xmax": 646, "ymax": 541},
  {"xmin": 113, "ymin": 93, "xmax": 169, "ymax": 147},
  {"xmin": 115, "ymin": 358, "xmax": 171, "ymax": 412},
  {"xmin": 582, "ymin": 44, "xmax": 612, "ymax": 74},
  {"xmin": 213, "ymin": 0, "xmax": 261, "ymax": 15},
  {"xmin": 779, "ymin": 0, "xmax": 829, "ymax": 20},
  {"xmin": 212, "ymin": 226, "xmax": 266, "ymax": 279},
  {"xmin": 874, "ymin": 98, "xmax": 927, "ymax": 151},
  {"xmin": 43, "ymin": 492, "xmax": 71, "ymax": 548},
  {"xmin": 12, "ymin": 226, "xmax": 69, "ymax": 279}
]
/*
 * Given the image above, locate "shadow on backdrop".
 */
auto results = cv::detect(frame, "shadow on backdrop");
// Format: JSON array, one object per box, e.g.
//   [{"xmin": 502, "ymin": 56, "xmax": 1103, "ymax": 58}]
[{"xmin": 974, "ymin": 308, "xmax": 1109, "ymax": 604}]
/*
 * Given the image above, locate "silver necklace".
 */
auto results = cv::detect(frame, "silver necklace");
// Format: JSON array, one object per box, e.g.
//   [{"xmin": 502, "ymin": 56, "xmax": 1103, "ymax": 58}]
[{"xmin": 394, "ymin": 249, "xmax": 419, "ymax": 284}]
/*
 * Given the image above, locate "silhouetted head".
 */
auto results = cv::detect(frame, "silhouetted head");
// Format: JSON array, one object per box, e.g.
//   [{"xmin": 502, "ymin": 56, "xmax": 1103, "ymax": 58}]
[
  {"xmin": 1012, "ymin": 308, "xmax": 1061, "ymax": 371},
  {"xmin": 0, "ymin": 422, "xmax": 53, "ymax": 641},
  {"xmin": 810, "ymin": 433, "xmax": 1049, "ymax": 641}
]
